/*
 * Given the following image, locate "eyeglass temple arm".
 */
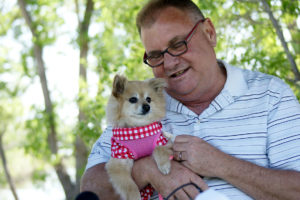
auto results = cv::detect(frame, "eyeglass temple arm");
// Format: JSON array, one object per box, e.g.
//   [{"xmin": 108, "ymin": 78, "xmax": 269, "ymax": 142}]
[{"xmin": 185, "ymin": 18, "xmax": 206, "ymax": 42}]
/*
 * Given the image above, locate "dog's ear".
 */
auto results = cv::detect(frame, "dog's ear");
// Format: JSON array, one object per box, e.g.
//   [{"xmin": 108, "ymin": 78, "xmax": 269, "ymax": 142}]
[
  {"xmin": 148, "ymin": 78, "xmax": 166, "ymax": 93},
  {"xmin": 112, "ymin": 75, "xmax": 127, "ymax": 98}
]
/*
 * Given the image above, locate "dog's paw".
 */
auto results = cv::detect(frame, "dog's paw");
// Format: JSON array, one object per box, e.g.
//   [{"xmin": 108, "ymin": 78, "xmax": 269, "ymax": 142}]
[
  {"xmin": 157, "ymin": 160, "xmax": 171, "ymax": 175},
  {"xmin": 163, "ymin": 131, "xmax": 175, "ymax": 142},
  {"xmin": 153, "ymin": 145, "xmax": 173, "ymax": 175},
  {"xmin": 125, "ymin": 184, "xmax": 141, "ymax": 200},
  {"xmin": 126, "ymin": 189, "xmax": 141, "ymax": 200}
]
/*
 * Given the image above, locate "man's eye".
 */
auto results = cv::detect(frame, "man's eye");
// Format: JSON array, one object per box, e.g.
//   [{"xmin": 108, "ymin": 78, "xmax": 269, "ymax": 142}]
[
  {"xmin": 129, "ymin": 97, "xmax": 138, "ymax": 103},
  {"xmin": 146, "ymin": 97, "xmax": 151, "ymax": 103},
  {"xmin": 170, "ymin": 41, "xmax": 185, "ymax": 50},
  {"xmin": 148, "ymin": 53, "xmax": 161, "ymax": 59}
]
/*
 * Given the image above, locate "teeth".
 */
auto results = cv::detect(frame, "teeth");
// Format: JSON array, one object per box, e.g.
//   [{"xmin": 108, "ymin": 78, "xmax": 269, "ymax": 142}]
[
  {"xmin": 172, "ymin": 69, "xmax": 185, "ymax": 77},
  {"xmin": 175, "ymin": 70, "xmax": 184, "ymax": 76}
]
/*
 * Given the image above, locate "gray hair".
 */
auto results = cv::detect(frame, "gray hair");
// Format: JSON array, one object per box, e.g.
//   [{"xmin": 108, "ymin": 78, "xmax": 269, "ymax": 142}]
[{"xmin": 136, "ymin": 0, "xmax": 205, "ymax": 35}]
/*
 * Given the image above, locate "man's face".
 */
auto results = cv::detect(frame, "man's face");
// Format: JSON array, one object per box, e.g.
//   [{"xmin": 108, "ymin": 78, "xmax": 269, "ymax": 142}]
[{"xmin": 141, "ymin": 7, "xmax": 219, "ymax": 102}]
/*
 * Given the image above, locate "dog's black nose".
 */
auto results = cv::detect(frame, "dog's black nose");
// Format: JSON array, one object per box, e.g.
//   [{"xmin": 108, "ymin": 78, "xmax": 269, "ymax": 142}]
[{"xmin": 142, "ymin": 104, "xmax": 150, "ymax": 114}]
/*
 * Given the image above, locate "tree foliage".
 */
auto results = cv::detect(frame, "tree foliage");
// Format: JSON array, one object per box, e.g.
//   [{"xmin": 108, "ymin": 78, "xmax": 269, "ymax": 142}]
[{"xmin": 196, "ymin": 0, "xmax": 299, "ymax": 95}]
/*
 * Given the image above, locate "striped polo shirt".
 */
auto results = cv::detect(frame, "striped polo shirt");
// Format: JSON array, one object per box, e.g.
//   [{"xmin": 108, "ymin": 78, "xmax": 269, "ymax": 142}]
[{"xmin": 86, "ymin": 61, "xmax": 300, "ymax": 200}]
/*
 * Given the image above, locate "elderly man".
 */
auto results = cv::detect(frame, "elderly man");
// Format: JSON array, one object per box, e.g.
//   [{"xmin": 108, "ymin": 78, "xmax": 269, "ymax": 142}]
[{"xmin": 81, "ymin": 0, "xmax": 300, "ymax": 199}]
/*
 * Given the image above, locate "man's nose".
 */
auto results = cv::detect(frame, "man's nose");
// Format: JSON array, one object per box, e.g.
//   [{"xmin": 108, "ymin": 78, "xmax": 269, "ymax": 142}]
[{"xmin": 163, "ymin": 52, "xmax": 180, "ymax": 70}]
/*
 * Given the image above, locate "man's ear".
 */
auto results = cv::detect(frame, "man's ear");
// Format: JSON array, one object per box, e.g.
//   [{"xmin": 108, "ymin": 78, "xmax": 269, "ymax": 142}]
[
  {"xmin": 148, "ymin": 78, "xmax": 166, "ymax": 94},
  {"xmin": 202, "ymin": 18, "xmax": 217, "ymax": 47},
  {"xmin": 112, "ymin": 75, "xmax": 127, "ymax": 98}
]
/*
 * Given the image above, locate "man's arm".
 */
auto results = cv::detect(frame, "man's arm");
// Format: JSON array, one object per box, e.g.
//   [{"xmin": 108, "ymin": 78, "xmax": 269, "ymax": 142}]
[
  {"xmin": 80, "ymin": 163, "xmax": 120, "ymax": 200},
  {"xmin": 173, "ymin": 135, "xmax": 300, "ymax": 200},
  {"xmin": 220, "ymin": 155, "xmax": 300, "ymax": 200}
]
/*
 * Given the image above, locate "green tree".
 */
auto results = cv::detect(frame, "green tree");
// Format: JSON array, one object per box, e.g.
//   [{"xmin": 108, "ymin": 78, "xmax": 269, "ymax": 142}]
[
  {"xmin": 0, "ymin": 102, "xmax": 21, "ymax": 200},
  {"xmin": 17, "ymin": 0, "xmax": 78, "ymax": 198},
  {"xmin": 74, "ymin": 0, "xmax": 94, "ymax": 193},
  {"xmin": 0, "ymin": 7, "xmax": 27, "ymax": 197}
]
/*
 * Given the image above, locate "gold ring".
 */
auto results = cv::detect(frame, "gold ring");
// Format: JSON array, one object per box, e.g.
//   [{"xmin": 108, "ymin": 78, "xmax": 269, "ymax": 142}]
[{"xmin": 179, "ymin": 151, "xmax": 182, "ymax": 161}]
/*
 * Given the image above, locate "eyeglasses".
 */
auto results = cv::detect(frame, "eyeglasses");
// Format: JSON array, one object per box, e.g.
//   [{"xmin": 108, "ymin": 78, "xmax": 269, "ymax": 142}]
[{"xmin": 143, "ymin": 18, "xmax": 206, "ymax": 68}]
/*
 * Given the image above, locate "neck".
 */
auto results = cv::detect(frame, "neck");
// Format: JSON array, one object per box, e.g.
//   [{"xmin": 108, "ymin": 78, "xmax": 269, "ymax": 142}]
[{"xmin": 184, "ymin": 99, "xmax": 214, "ymax": 115}]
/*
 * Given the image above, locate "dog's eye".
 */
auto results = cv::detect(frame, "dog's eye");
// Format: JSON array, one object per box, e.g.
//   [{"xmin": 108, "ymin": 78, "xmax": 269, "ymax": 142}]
[
  {"xmin": 129, "ymin": 97, "xmax": 138, "ymax": 103},
  {"xmin": 146, "ymin": 97, "xmax": 151, "ymax": 103}
]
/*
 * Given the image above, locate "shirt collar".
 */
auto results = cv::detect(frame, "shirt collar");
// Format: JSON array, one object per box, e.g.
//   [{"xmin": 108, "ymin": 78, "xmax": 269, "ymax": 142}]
[{"xmin": 222, "ymin": 60, "xmax": 248, "ymax": 97}]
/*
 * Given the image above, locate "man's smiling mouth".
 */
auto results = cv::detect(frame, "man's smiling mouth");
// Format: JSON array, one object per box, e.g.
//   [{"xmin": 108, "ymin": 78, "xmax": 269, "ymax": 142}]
[{"xmin": 170, "ymin": 67, "xmax": 190, "ymax": 78}]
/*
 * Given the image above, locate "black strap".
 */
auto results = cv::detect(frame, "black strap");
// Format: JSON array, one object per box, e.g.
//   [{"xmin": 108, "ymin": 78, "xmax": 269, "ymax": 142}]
[{"xmin": 164, "ymin": 182, "xmax": 203, "ymax": 200}]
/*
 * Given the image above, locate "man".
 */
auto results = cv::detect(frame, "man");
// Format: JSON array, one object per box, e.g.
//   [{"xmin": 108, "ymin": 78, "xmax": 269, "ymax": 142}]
[{"xmin": 81, "ymin": 0, "xmax": 300, "ymax": 199}]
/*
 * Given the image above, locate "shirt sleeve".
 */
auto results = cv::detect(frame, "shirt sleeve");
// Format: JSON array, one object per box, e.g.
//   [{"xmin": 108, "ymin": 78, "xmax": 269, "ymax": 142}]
[
  {"xmin": 85, "ymin": 126, "xmax": 113, "ymax": 170},
  {"xmin": 267, "ymin": 78, "xmax": 300, "ymax": 171}
]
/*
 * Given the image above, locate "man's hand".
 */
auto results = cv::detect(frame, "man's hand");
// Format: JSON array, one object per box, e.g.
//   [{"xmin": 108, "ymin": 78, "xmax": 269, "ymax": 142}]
[
  {"xmin": 173, "ymin": 135, "xmax": 228, "ymax": 177},
  {"xmin": 132, "ymin": 156, "xmax": 208, "ymax": 200}
]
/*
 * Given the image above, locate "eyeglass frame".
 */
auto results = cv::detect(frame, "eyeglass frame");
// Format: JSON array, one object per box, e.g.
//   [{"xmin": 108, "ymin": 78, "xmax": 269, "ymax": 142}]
[{"xmin": 143, "ymin": 18, "xmax": 206, "ymax": 68}]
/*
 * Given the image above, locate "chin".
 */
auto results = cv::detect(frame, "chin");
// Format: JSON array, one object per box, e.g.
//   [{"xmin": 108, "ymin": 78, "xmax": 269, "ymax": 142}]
[{"xmin": 167, "ymin": 84, "xmax": 195, "ymax": 96}]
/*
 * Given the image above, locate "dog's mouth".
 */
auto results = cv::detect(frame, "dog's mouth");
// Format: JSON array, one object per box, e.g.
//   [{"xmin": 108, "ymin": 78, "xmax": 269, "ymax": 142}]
[
  {"xmin": 132, "ymin": 111, "xmax": 151, "ymax": 117},
  {"xmin": 169, "ymin": 67, "xmax": 190, "ymax": 78},
  {"xmin": 136, "ymin": 111, "xmax": 150, "ymax": 116}
]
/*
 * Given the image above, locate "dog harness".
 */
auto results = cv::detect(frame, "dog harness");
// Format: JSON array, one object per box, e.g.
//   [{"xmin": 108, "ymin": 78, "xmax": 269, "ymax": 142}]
[
  {"xmin": 111, "ymin": 121, "xmax": 168, "ymax": 200},
  {"xmin": 111, "ymin": 122, "xmax": 168, "ymax": 160}
]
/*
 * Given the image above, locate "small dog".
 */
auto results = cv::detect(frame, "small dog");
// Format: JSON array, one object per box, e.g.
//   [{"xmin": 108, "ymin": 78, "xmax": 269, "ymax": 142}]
[{"xmin": 105, "ymin": 75, "xmax": 174, "ymax": 200}]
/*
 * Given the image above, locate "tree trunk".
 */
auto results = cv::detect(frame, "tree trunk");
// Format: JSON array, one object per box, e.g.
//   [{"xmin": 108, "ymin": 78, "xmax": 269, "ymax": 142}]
[
  {"xmin": 260, "ymin": 0, "xmax": 300, "ymax": 81},
  {"xmin": 75, "ymin": 0, "xmax": 94, "ymax": 193},
  {"xmin": 17, "ymin": 0, "xmax": 76, "ymax": 199},
  {"xmin": 0, "ymin": 132, "xmax": 19, "ymax": 200}
]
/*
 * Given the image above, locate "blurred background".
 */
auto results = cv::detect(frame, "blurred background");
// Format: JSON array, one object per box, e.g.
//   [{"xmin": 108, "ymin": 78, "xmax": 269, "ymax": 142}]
[{"xmin": 0, "ymin": 0, "xmax": 299, "ymax": 199}]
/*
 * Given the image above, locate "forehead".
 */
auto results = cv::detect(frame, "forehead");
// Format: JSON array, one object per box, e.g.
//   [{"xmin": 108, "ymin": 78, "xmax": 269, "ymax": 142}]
[{"xmin": 141, "ymin": 7, "xmax": 194, "ymax": 51}]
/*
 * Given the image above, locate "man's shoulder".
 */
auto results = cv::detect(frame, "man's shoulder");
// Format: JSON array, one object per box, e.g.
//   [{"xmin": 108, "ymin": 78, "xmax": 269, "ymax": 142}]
[
  {"xmin": 243, "ymin": 68, "xmax": 288, "ymax": 94},
  {"xmin": 222, "ymin": 61, "xmax": 291, "ymax": 104},
  {"xmin": 228, "ymin": 64, "xmax": 288, "ymax": 94}
]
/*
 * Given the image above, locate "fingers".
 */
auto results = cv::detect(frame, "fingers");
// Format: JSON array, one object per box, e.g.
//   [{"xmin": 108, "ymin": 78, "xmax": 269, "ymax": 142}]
[
  {"xmin": 165, "ymin": 184, "xmax": 196, "ymax": 200},
  {"xmin": 166, "ymin": 181, "xmax": 208, "ymax": 200},
  {"xmin": 173, "ymin": 143, "xmax": 186, "ymax": 152},
  {"xmin": 174, "ymin": 189, "xmax": 192, "ymax": 200},
  {"xmin": 172, "ymin": 138, "xmax": 188, "ymax": 152},
  {"xmin": 182, "ymin": 184, "xmax": 202, "ymax": 200},
  {"xmin": 174, "ymin": 135, "xmax": 195, "ymax": 142},
  {"xmin": 190, "ymin": 175, "xmax": 209, "ymax": 192},
  {"xmin": 162, "ymin": 163, "xmax": 208, "ymax": 200},
  {"xmin": 173, "ymin": 135, "xmax": 200, "ymax": 152}
]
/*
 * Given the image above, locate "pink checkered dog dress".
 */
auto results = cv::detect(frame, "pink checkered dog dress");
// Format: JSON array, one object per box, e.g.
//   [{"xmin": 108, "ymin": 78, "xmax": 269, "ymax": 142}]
[{"xmin": 111, "ymin": 122, "xmax": 168, "ymax": 200}]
